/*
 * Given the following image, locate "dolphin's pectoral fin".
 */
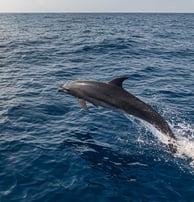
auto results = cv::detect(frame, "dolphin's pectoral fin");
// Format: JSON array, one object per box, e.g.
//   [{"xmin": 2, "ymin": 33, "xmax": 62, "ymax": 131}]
[
  {"xmin": 77, "ymin": 98, "xmax": 89, "ymax": 111},
  {"xmin": 108, "ymin": 76, "xmax": 128, "ymax": 88}
]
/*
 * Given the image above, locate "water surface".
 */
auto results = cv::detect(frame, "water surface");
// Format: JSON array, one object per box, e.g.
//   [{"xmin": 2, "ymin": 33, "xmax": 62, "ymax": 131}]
[{"xmin": 0, "ymin": 13, "xmax": 194, "ymax": 202}]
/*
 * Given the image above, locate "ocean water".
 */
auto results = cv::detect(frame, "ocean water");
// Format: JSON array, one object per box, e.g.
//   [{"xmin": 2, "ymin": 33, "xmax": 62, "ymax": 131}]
[{"xmin": 0, "ymin": 13, "xmax": 194, "ymax": 202}]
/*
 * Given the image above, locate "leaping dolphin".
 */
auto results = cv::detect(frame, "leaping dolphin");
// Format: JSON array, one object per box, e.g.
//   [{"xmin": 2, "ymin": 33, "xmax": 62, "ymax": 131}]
[{"xmin": 59, "ymin": 77, "xmax": 177, "ymax": 153}]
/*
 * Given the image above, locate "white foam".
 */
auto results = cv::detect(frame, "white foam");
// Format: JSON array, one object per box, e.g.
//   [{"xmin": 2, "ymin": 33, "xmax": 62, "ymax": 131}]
[
  {"xmin": 173, "ymin": 123, "xmax": 194, "ymax": 168},
  {"xmin": 139, "ymin": 119, "xmax": 194, "ymax": 170}
]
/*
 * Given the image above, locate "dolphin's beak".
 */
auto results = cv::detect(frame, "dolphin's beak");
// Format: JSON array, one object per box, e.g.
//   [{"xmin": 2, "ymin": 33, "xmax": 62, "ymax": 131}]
[
  {"xmin": 58, "ymin": 87, "xmax": 65, "ymax": 92},
  {"xmin": 58, "ymin": 86, "xmax": 70, "ymax": 93}
]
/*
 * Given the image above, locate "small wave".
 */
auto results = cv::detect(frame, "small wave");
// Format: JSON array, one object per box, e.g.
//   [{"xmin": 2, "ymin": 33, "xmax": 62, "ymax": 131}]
[{"xmin": 0, "ymin": 174, "xmax": 17, "ymax": 197}]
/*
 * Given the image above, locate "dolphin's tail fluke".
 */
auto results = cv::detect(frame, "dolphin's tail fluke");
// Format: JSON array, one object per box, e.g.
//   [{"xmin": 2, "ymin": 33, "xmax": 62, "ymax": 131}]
[
  {"xmin": 154, "ymin": 118, "xmax": 177, "ymax": 153},
  {"xmin": 154, "ymin": 121, "xmax": 177, "ymax": 153},
  {"xmin": 168, "ymin": 141, "xmax": 177, "ymax": 153}
]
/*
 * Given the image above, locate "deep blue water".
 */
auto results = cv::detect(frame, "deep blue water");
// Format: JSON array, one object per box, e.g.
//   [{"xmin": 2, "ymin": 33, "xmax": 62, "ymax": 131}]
[{"xmin": 0, "ymin": 13, "xmax": 194, "ymax": 202}]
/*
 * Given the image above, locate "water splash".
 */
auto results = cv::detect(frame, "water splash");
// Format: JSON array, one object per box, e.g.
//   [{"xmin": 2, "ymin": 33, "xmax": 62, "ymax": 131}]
[
  {"xmin": 173, "ymin": 123, "xmax": 194, "ymax": 167},
  {"xmin": 139, "ymin": 119, "xmax": 194, "ymax": 171}
]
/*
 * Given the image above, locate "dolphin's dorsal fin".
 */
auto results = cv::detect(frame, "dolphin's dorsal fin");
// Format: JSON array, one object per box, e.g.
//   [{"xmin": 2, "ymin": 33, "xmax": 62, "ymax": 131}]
[
  {"xmin": 108, "ymin": 77, "xmax": 128, "ymax": 88},
  {"xmin": 77, "ymin": 98, "xmax": 89, "ymax": 111}
]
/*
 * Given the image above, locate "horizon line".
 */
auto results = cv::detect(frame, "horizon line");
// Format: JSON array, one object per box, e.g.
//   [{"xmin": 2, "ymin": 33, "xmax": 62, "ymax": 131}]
[{"xmin": 0, "ymin": 11, "xmax": 194, "ymax": 14}]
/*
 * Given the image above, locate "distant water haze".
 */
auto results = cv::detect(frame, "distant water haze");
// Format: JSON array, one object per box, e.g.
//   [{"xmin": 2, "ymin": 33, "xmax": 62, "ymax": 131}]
[{"xmin": 0, "ymin": 0, "xmax": 194, "ymax": 12}]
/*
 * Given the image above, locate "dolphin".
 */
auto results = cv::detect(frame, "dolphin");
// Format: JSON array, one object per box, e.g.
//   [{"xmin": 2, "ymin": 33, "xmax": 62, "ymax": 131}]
[{"xmin": 59, "ymin": 77, "xmax": 177, "ymax": 153}]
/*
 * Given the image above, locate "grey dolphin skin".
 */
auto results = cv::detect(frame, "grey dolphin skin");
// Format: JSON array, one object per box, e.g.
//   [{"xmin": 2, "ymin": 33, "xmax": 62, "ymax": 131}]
[{"xmin": 59, "ymin": 77, "xmax": 177, "ymax": 153}]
